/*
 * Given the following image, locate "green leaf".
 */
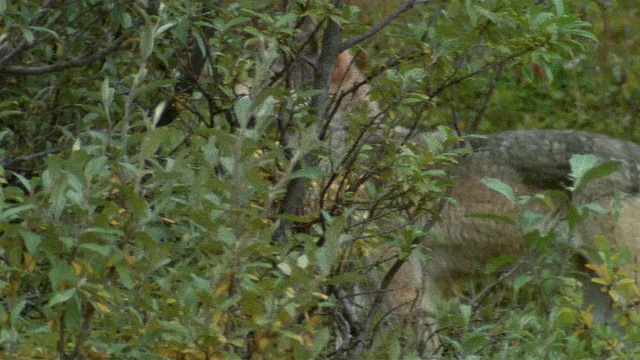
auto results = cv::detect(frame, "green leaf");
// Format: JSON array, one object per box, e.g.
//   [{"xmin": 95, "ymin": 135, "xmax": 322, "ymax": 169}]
[
  {"xmin": 288, "ymin": 167, "xmax": 323, "ymax": 181},
  {"xmin": 484, "ymin": 255, "xmax": 518, "ymax": 275},
  {"xmin": 160, "ymin": 320, "xmax": 190, "ymax": 335},
  {"xmin": 2, "ymin": 204, "xmax": 35, "ymax": 222},
  {"xmin": 481, "ymin": 178, "xmax": 516, "ymax": 202},
  {"xmin": 513, "ymin": 274, "xmax": 533, "ymax": 294},
  {"xmin": 460, "ymin": 303, "xmax": 472, "ymax": 324},
  {"xmin": 101, "ymin": 78, "xmax": 114, "ymax": 110},
  {"xmin": 20, "ymin": 27, "xmax": 34, "ymax": 44},
  {"xmin": 423, "ymin": 134, "xmax": 444, "ymax": 154},
  {"xmin": 569, "ymin": 154, "xmax": 598, "ymax": 181},
  {"xmin": 10, "ymin": 171, "xmax": 33, "ymax": 194},
  {"xmin": 463, "ymin": 334, "xmax": 490, "ymax": 353},
  {"xmin": 218, "ymin": 227, "xmax": 237, "ymax": 246},
  {"xmin": 116, "ymin": 264, "xmax": 135, "ymax": 289},
  {"xmin": 140, "ymin": 25, "xmax": 154, "ymax": 59},
  {"xmin": 79, "ymin": 243, "xmax": 111, "ymax": 257},
  {"xmin": 10, "ymin": 300, "xmax": 26, "ymax": 325},
  {"xmin": 277, "ymin": 261, "xmax": 292, "ymax": 276},
  {"xmin": 569, "ymin": 154, "xmax": 620, "ymax": 191},
  {"xmin": 531, "ymin": 12, "xmax": 554, "ymax": 30},
  {"xmin": 218, "ymin": 294, "xmax": 241, "ymax": 312},
  {"xmin": 553, "ymin": 0, "xmax": 565, "ymax": 16},
  {"xmin": 234, "ymin": 95, "xmax": 252, "ymax": 128},
  {"xmin": 27, "ymin": 26, "xmax": 59, "ymax": 39},
  {"xmin": 84, "ymin": 227, "xmax": 125, "ymax": 237},
  {"xmin": 47, "ymin": 288, "xmax": 77, "ymax": 307},
  {"xmin": 84, "ymin": 155, "xmax": 107, "ymax": 180},
  {"xmin": 0, "ymin": 110, "xmax": 22, "ymax": 118},
  {"xmin": 48, "ymin": 261, "xmax": 77, "ymax": 290},
  {"xmin": 403, "ymin": 92, "xmax": 431, "ymax": 104},
  {"xmin": 465, "ymin": 0, "xmax": 478, "ymax": 26},
  {"xmin": 19, "ymin": 229, "xmax": 41, "ymax": 254},
  {"xmin": 140, "ymin": 129, "xmax": 165, "ymax": 158},
  {"xmin": 476, "ymin": 6, "xmax": 504, "ymax": 25},
  {"xmin": 275, "ymin": 213, "xmax": 312, "ymax": 223},
  {"xmin": 297, "ymin": 254, "xmax": 309, "ymax": 269},
  {"xmin": 155, "ymin": 22, "xmax": 177, "ymax": 37},
  {"xmin": 63, "ymin": 298, "xmax": 82, "ymax": 332},
  {"xmin": 582, "ymin": 202, "xmax": 608, "ymax": 215},
  {"xmin": 274, "ymin": 12, "xmax": 298, "ymax": 28},
  {"xmin": 571, "ymin": 28, "xmax": 597, "ymax": 42},
  {"xmin": 311, "ymin": 327, "xmax": 331, "ymax": 355}
]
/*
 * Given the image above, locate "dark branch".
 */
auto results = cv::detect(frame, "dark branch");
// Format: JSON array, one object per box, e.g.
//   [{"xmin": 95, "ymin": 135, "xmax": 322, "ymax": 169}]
[
  {"xmin": 428, "ymin": 48, "xmax": 532, "ymax": 99},
  {"xmin": 340, "ymin": 0, "xmax": 430, "ymax": 52},
  {"xmin": 0, "ymin": 36, "xmax": 126, "ymax": 76},
  {"xmin": 272, "ymin": 2, "xmax": 344, "ymax": 245},
  {"xmin": 0, "ymin": 147, "xmax": 63, "ymax": 168},
  {"xmin": 468, "ymin": 61, "xmax": 505, "ymax": 132}
]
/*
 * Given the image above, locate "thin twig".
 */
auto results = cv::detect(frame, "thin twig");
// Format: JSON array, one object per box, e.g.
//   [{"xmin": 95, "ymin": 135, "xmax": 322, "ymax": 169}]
[
  {"xmin": 273, "ymin": 1, "xmax": 344, "ymax": 244},
  {"xmin": 469, "ymin": 61, "xmax": 505, "ymax": 132},
  {"xmin": 428, "ymin": 48, "xmax": 532, "ymax": 99},
  {"xmin": 450, "ymin": 86, "xmax": 462, "ymax": 136},
  {"xmin": 351, "ymin": 253, "xmax": 409, "ymax": 357},
  {"xmin": 470, "ymin": 259, "xmax": 524, "ymax": 311},
  {"xmin": 0, "ymin": 147, "xmax": 63, "ymax": 167},
  {"xmin": 340, "ymin": 0, "xmax": 431, "ymax": 52},
  {"xmin": 1, "ymin": 36, "xmax": 126, "ymax": 75}
]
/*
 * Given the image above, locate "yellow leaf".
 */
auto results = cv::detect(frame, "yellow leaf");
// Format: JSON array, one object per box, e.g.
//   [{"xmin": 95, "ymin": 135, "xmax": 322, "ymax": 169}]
[
  {"xmin": 608, "ymin": 289, "xmax": 621, "ymax": 303},
  {"xmin": 125, "ymin": 253, "xmax": 136, "ymax": 265},
  {"xmin": 22, "ymin": 251, "xmax": 36, "ymax": 272},
  {"xmin": 307, "ymin": 315, "xmax": 322, "ymax": 328},
  {"xmin": 312, "ymin": 292, "xmax": 329, "ymax": 300},
  {"xmin": 303, "ymin": 334, "xmax": 314, "ymax": 348},
  {"xmin": 583, "ymin": 263, "xmax": 597, "ymax": 271},
  {"xmin": 160, "ymin": 217, "xmax": 176, "ymax": 224},
  {"xmin": 215, "ymin": 282, "xmax": 230, "ymax": 296},
  {"xmin": 71, "ymin": 261, "xmax": 82, "ymax": 275},
  {"xmin": 256, "ymin": 333, "xmax": 272, "ymax": 351},
  {"xmin": 615, "ymin": 268, "xmax": 630, "ymax": 277},
  {"xmin": 94, "ymin": 302, "xmax": 111, "ymax": 314},
  {"xmin": 284, "ymin": 332, "xmax": 305, "ymax": 345},
  {"xmin": 285, "ymin": 287, "xmax": 295, "ymax": 298}
]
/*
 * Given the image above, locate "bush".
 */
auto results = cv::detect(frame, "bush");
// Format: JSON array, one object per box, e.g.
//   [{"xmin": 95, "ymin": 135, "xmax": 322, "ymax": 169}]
[{"xmin": 2, "ymin": 0, "xmax": 638, "ymax": 358}]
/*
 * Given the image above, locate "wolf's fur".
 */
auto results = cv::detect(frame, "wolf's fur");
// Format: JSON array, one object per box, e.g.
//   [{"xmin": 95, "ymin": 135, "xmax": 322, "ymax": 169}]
[
  {"xmin": 239, "ymin": 47, "xmax": 640, "ymax": 354},
  {"xmin": 323, "ymin": 52, "xmax": 640, "ymax": 354},
  {"xmin": 429, "ymin": 131, "xmax": 640, "ymax": 287},
  {"xmin": 330, "ymin": 51, "xmax": 381, "ymax": 118}
]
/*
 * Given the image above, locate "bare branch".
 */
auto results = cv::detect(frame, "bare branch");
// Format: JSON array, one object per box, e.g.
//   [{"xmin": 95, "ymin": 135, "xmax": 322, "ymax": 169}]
[
  {"xmin": 429, "ymin": 48, "xmax": 532, "ymax": 99},
  {"xmin": 351, "ymin": 254, "xmax": 408, "ymax": 357},
  {"xmin": 0, "ymin": 0, "xmax": 63, "ymax": 66},
  {"xmin": 471, "ymin": 258, "xmax": 524, "ymax": 311},
  {"xmin": 450, "ymin": 86, "xmax": 462, "ymax": 136},
  {"xmin": 0, "ymin": 36, "xmax": 126, "ymax": 76},
  {"xmin": 273, "ymin": 1, "xmax": 344, "ymax": 244},
  {"xmin": 340, "ymin": 0, "xmax": 430, "ymax": 52},
  {"xmin": 468, "ymin": 61, "xmax": 505, "ymax": 132},
  {"xmin": 0, "ymin": 147, "xmax": 62, "ymax": 168}
]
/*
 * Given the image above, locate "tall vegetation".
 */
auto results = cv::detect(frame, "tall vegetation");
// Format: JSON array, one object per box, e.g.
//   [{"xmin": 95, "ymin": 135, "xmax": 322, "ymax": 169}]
[{"xmin": 1, "ymin": 0, "xmax": 638, "ymax": 358}]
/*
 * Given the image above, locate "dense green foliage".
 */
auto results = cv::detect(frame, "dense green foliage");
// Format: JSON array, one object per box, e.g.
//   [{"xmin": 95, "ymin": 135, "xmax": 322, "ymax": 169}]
[{"xmin": 1, "ymin": 0, "xmax": 640, "ymax": 359}]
